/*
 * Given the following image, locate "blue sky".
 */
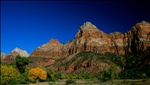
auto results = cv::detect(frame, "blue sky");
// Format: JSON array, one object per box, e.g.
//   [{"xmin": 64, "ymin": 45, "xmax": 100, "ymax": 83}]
[{"xmin": 1, "ymin": 1, "xmax": 150, "ymax": 54}]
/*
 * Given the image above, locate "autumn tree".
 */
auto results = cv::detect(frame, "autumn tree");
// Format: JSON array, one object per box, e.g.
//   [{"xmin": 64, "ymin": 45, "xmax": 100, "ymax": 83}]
[
  {"xmin": 28, "ymin": 67, "xmax": 47, "ymax": 83},
  {"xmin": 1, "ymin": 65, "xmax": 21, "ymax": 85}
]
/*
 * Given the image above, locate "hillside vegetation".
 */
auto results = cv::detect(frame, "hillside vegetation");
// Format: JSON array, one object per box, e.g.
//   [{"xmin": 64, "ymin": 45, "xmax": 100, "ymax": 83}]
[
  {"xmin": 1, "ymin": 47, "xmax": 150, "ymax": 84},
  {"xmin": 51, "ymin": 47, "xmax": 150, "ymax": 79}
]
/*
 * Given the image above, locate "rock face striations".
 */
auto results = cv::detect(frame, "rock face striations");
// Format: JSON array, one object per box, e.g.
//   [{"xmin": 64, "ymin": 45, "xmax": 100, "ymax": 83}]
[
  {"xmin": 2, "ymin": 51, "xmax": 19, "ymax": 64},
  {"xmin": 0, "ymin": 52, "xmax": 7, "ymax": 61},
  {"xmin": 123, "ymin": 21, "xmax": 150, "ymax": 53},
  {"xmin": 30, "ymin": 39, "xmax": 63, "ymax": 59},
  {"xmin": 2, "ymin": 47, "xmax": 29, "ymax": 64},
  {"xmin": 12, "ymin": 47, "xmax": 29, "ymax": 57},
  {"xmin": 30, "ymin": 21, "xmax": 150, "ymax": 60}
]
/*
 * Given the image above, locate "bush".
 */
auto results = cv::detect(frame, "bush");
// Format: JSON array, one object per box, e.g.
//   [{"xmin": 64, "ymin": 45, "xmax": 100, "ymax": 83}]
[
  {"xmin": 1, "ymin": 65, "xmax": 21, "ymax": 85},
  {"xmin": 28, "ymin": 67, "xmax": 47, "ymax": 83},
  {"xmin": 54, "ymin": 72, "xmax": 62, "ymax": 79},
  {"xmin": 19, "ymin": 70, "xmax": 29, "ymax": 84},
  {"xmin": 119, "ymin": 68, "xmax": 148, "ymax": 79},
  {"xmin": 97, "ymin": 64, "xmax": 119, "ymax": 81},
  {"xmin": 46, "ymin": 68, "xmax": 60, "ymax": 82}
]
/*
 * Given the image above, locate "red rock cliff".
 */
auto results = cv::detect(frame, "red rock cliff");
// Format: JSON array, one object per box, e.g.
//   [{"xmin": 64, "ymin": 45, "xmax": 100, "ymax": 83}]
[{"xmin": 30, "ymin": 21, "xmax": 150, "ymax": 59}]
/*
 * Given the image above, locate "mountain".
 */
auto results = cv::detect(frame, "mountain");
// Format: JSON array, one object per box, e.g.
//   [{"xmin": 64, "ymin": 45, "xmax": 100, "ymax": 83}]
[
  {"xmin": 2, "ymin": 21, "xmax": 149, "ymax": 77},
  {"xmin": 0, "ymin": 52, "xmax": 7, "ymax": 61},
  {"xmin": 12, "ymin": 47, "xmax": 29, "ymax": 57},
  {"xmin": 2, "ymin": 51, "xmax": 19, "ymax": 64},
  {"xmin": 1, "ymin": 47, "xmax": 29, "ymax": 64},
  {"xmin": 30, "ymin": 21, "xmax": 150, "ymax": 60}
]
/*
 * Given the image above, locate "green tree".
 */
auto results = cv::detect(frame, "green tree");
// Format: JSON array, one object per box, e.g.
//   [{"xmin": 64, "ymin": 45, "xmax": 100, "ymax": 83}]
[{"xmin": 15, "ymin": 55, "xmax": 29, "ymax": 73}]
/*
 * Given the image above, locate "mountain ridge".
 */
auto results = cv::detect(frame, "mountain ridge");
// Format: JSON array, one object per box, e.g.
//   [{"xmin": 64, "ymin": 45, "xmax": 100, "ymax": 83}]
[
  {"xmin": 12, "ymin": 47, "xmax": 29, "ymax": 57},
  {"xmin": 30, "ymin": 21, "xmax": 150, "ymax": 60},
  {"xmin": 1, "ymin": 47, "xmax": 29, "ymax": 64},
  {"xmin": 1, "ymin": 21, "xmax": 150, "ymax": 76}
]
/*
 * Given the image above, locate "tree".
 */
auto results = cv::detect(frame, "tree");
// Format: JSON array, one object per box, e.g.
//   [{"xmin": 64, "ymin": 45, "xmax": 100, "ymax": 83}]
[
  {"xmin": 28, "ymin": 67, "xmax": 47, "ymax": 83},
  {"xmin": 15, "ymin": 55, "xmax": 29, "ymax": 73},
  {"xmin": 1, "ymin": 65, "xmax": 21, "ymax": 85}
]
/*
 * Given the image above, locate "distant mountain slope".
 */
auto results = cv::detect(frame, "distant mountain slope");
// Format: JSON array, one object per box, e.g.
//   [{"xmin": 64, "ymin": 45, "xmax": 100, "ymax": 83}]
[
  {"xmin": 12, "ymin": 47, "xmax": 29, "ymax": 57},
  {"xmin": 1, "ymin": 47, "xmax": 29, "ymax": 64},
  {"xmin": 0, "ymin": 52, "xmax": 7, "ymax": 61}
]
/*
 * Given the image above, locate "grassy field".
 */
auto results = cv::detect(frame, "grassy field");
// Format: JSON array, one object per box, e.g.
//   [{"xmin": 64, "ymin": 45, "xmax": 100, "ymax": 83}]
[{"xmin": 26, "ymin": 79, "xmax": 150, "ymax": 85}]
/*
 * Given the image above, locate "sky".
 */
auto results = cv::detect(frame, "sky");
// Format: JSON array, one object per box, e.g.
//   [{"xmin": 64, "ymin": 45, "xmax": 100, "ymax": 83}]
[{"xmin": 1, "ymin": 1, "xmax": 150, "ymax": 54}]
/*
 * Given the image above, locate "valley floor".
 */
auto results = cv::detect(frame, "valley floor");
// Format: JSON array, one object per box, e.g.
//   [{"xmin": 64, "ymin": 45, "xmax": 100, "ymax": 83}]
[{"xmin": 24, "ymin": 79, "xmax": 150, "ymax": 85}]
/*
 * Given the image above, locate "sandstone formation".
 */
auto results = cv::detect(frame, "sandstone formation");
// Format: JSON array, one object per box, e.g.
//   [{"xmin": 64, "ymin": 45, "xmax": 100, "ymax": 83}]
[
  {"xmin": 28, "ymin": 57, "xmax": 55, "ymax": 67},
  {"xmin": 12, "ymin": 47, "xmax": 29, "ymax": 57},
  {"xmin": 2, "ymin": 47, "xmax": 29, "ymax": 64},
  {"xmin": 31, "ymin": 39, "xmax": 63, "ymax": 59},
  {"xmin": 30, "ymin": 21, "xmax": 150, "ymax": 59},
  {"xmin": 0, "ymin": 52, "xmax": 7, "ymax": 61},
  {"xmin": 2, "ymin": 51, "xmax": 19, "ymax": 64},
  {"xmin": 123, "ymin": 21, "xmax": 150, "ymax": 53},
  {"xmin": 30, "ymin": 21, "xmax": 150, "ymax": 60}
]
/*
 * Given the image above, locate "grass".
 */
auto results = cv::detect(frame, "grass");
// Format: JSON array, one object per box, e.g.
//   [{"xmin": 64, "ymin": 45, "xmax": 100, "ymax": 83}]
[{"xmin": 23, "ymin": 79, "xmax": 150, "ymax": 85}]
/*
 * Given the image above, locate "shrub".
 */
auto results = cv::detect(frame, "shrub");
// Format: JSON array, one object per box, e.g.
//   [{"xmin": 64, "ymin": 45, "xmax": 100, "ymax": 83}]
[
  {"xmin": 18, "ymin": 70, "xmax": 29, "ymax": 84},
  {"xmin": 97, "ymin": 64, "xmax": 119, "ymax": 81},
  {"xmin": 54, "ymin": 72, "xmax": 62, "ymax": 79},
  {"xmin": 46, "ymin": 68, "xmax": 59, "ymax": 82},
  {"xmin": 1, "ymin": 65, "xmax": 21, "ymax": 85},
  {"xmin": 28, "ymin": 67, "xmax": 47, "ymax": 83}
]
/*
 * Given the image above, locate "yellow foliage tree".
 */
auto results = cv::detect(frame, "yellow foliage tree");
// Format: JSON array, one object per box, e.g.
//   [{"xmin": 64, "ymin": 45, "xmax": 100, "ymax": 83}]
[
  {"xmin": 1, "ymin": 65, "xmax": 20, "ymax": 85},
  {"xmin": 28, "ymin": 67, "xmax": 47, "ymax": 82}
]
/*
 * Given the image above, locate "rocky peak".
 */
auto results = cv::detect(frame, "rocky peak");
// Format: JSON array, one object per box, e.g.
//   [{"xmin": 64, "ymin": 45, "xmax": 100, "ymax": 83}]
[
  {"xmin": 76, "ymin": 22, "xmax": 106, "ymax": 38},
  {"xmin": 30, "ymin": 38, "xmax": 63, "ymax": 59},
  {"xmin": 1, "ymin": 52, "xmax": 7, "ymax": 57},
  {"xmin": 1, "ymin": 52, "xmax": 7, "ymax": 61},
  {"xmin": 10, "ymin": 51, "xmax": 20, "ymax": 56},
  {"xmin": 123, "ymin": 21, "xmax": 150, "ymax": 53},
  {"xmin": 12, "ymin": 47, "xmax": 29, "ymax": 57},
  {"xmin": 131, "ymin": 21, "xmax": 150, "ymax": 30},
  {"xmin": 1, "ymin": 48, "xmax": 29, "ymax": 63},
  {"xmin": 109, "ymin": 32, "xmax": 122, "ymax": 35},
  {"xmin": 47, "ymin": 39, "xmax": 61, "ymax": 45},
  {"xmin": 2, "ymin": 51, "xmax": 19, "ymax": 64},
  {"xmin": 126, "ymin": 21, "xmax": 150, "ymax": 37},
  {"xmin": 30, "ymin": 21, "xmax": 150, "ymax": 60},
  {"xmin": 39, "ymin": 39, "xmax": 61, "ymax": 48},
  {"xmin": 37, "ymin": 39, "xmax": 62, "ymax": 52},
  {"xmin": 80, "ymin": 22, "xmax": 99, "ymax": 30},
  {"xmin": 140, "ymin": 20, "xmax": 149, "ymax": 24},
  {"xmin": 108, "ymin": 32, "xmax": 124, "ymax": 39}
]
